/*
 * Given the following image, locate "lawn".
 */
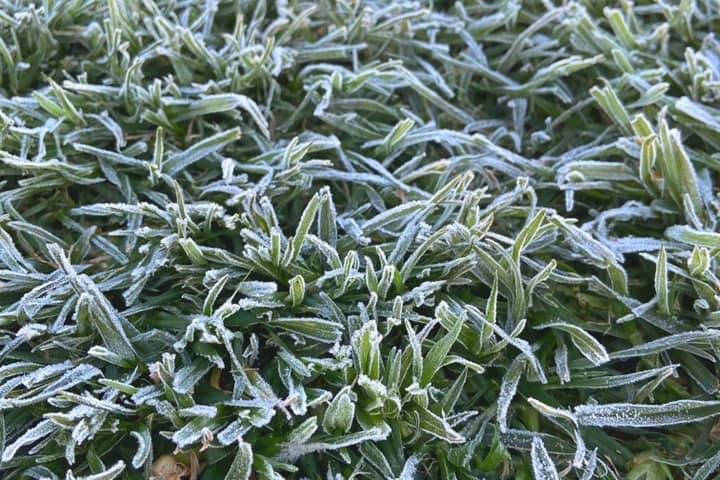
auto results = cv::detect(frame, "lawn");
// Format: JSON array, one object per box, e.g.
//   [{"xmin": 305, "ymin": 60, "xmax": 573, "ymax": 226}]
[{"xmin": 0, "ymin": 0, "xmax": 719, "ymax": 479}]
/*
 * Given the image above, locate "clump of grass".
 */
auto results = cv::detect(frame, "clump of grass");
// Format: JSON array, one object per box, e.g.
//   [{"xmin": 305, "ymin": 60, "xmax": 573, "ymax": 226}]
[{"xmin": 1, "ymin": 0, "xmax": 720, "ymax": 478}]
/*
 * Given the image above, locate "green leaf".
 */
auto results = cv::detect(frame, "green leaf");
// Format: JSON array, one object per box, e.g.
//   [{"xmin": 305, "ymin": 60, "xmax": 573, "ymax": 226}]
[
  {"xmin": 655, "ymin": 245, "xmax": 671, "ymax": 316},
  {"xmin": 130, "ymin": 425, "xmax": 152, "ymax": 469},
  {"xmin": 409, "ymin": 404, "xmax": 465, "ymax": 444},
  {"xmin": 382, "ymin": 118, "xmax": 415, "ymax": 151},
  {"xmin": 610, "ymin": 330, "xmax": 720, "ymax": 359},
  {"xmin": 225, "ymin": 440, "xmax": 253, "ymax": 480},
  {"xmin": 535, "ymin": 322, "xmax": 609, "ymax": 366},
  {"xmin": 531, "ymin": 436, "xmax": 560, "ymax": 480},
  {"xmin": 420, "ymin": 303, "xmax": 464, "ymax": 386},
  {"xmin": 203, "ymin": 274, "xmax": 230, "ymax": 316},
  {"xmin": 547, "ymin": 366, "xmax": 677, "ymax": 389},
  {"xmin": 2, "ymin": 420, "xmax": 59, "ymax": 462},
  {"xmin": 322, "ymin": 387, "xmax": 355, "ymax": 434},
  {"xmin": 575, "ymin": 400, "xmax": 720, "ymax": 427},
  {"xmin": 170, "ymin": 94, "xmax": 269, "ymax": 138},
  {"xmin": 352, "ymin": 320, "xmax": 382, "ymax": 380},
  {"xmin": 361, "ymin": 201, "xmax": 426, "ymax": 235},
  {"xmin": 282, "ymin": 192, "xmax": 322, "ymax": 267},
  {"xmin": 512, "ymin": 209, "xmax": 546, "ymax": 263},
  {"xmin": 271, "ymin": 317, "xmax": 343, "ymax": 343},
  {"xmin": 288, "ymin": 274, "xmax": 306, "ymax": 307},
  {"xmin": 693, "ymin": 447, "xmax": 720, "ymax": 480},
  {"xmin": 279, "ymin": 425, "xmax": 390, "ymax": 462},
  {"xmin": 590, "ymin": 84, "xmax": 632, "ymax": 136},
  {"xmin": 666, "ymin": 225, "xmax": 720, "ymax": 248},
  {"xmin": 497, "ymin": 356, "xmax": 526, "ymax": 432},
  {"xmin": 165, "ymin": 128, "xmax": 241, "ymax": 175}
]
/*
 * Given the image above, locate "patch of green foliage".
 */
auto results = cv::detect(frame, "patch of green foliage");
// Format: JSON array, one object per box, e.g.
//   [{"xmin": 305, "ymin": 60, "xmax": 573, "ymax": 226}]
[{"xmin": 1, "ymin": 0, "xmax": 720, "ymax": 478}]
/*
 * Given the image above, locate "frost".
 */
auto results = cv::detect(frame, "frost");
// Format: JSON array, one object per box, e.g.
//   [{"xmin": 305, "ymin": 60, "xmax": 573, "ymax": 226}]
[
  {"xmin": 575, "ymin": 400, "xmax": 720, "ymax": 427},
  {"xmin": 610, "ymin": 330, "xmax": 720, "ymax": 359},
  {"xmin": 531, "ymin": 437, "xmax": 560, "ymax": 480},
  {"xmin": 2, "ymin": 419, "xmax": 58, "ymax": 462},
  {"xmin": 1, "ymin": 0, "xmax": 720, "ymax": 478},
  {"xmin": 497, "ymin": 356, "xmax": 526, "ymax": 432},
  {"xmin": 536, "ymin": 321, "xmax": 609, "ymax": 366}
]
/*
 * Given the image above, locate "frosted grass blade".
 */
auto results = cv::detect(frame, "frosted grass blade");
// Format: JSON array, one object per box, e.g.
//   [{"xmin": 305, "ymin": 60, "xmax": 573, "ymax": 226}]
[
  {"xmin": 575, "ymin": 400, "xmax": 720, "ymax": 427},
  {"xmin": 531, "ymin": 437, "xmax": 560, "ymax": 480}
]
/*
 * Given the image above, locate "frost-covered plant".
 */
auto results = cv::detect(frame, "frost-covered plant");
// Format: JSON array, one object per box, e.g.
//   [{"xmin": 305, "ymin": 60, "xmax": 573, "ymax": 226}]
[{"xmin": 0, "ymin": 0, "xmax": 720, "ymax": 479}]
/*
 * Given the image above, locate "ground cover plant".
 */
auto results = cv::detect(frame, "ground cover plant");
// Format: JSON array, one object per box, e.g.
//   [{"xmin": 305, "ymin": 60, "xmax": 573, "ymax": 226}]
[{"xmin": 1, "ymin": 0, "xmax": 720, "ymax": 478}]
